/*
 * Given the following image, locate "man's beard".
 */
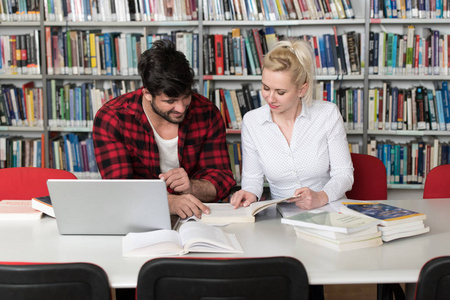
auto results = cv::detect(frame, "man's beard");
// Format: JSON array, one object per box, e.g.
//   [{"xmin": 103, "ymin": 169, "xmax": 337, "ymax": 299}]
[{"xmin": 150, "ymin": 100, "xmax": 187, "ymax": 124}]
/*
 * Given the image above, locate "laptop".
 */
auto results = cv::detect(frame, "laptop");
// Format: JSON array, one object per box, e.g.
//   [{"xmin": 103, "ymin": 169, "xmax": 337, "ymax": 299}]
[{"xmin": 47, "ymin": 179, "xmax": 171, "ymax": 235}]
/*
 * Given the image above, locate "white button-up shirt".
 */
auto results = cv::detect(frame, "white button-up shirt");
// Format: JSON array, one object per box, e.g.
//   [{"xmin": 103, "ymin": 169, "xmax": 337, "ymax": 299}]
[{"xmin": 241, "ymin": 100, "xmax": 354, "ymax": 202}]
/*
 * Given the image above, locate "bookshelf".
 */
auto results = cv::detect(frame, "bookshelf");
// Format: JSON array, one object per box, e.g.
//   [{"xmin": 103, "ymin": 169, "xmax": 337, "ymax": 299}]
[
  {"xmin": 367, "ymin": 2, "xmax": 450, "ymax": 191},
  {"xmin": 1, "ymin": 0, "xmax": 449, "ymax": 192}
]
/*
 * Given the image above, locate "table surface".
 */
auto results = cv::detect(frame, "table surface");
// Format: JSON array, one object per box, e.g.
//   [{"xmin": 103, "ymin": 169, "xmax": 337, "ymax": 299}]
[{"xmin": 1, "ymin": 199, "xmax": 448, "ymax": 288}]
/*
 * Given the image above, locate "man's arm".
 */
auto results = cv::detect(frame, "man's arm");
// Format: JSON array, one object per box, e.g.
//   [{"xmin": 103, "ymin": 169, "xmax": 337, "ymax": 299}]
[
  {"xmin": 92, "ymin": 106, "xmax": 134, "ymax": 178},
  {"xmin": 189, "ymin": 105, "xmax": 236, "ymax": 201},
  {"xmin": 160, "ymin": 168, "xmax": 217, "ymax": 202},
  {"xmin": 190, "ymin": 179, "xmax": 217, "ymax": 202}
]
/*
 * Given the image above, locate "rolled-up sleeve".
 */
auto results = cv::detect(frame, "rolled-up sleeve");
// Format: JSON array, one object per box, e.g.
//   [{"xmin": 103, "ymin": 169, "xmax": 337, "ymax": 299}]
[{"xmin": 190, "ymin": 105, "xmax": 236, "ymax": 201}]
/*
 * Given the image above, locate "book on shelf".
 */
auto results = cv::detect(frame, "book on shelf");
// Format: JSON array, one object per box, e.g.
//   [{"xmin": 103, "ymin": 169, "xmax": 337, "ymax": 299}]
[
  {"xmin": 0, "ymin": 200, "xmax": 43, "ymax": 220},
  {"xmin": 281, "ymin": 211, "xmax": 381, "ymax": 233},
  {"xmin": 31, "ymin": 195, "xmax": 54, "ymax": 218},
  {"xmin": 122, "ymin": 221, "xmax": 243, "ymax": 257},
  {"xmin": 214, "ymin": 34, "xmax": 224, "ymax": 76},
  {"xmin": 0, "ymin": 33, "xmax": 40, "ymax": 76},
  {"xmin": 195, "ymin": 0, "xmax": 356, "ymax": 21},
  {"xmin": 294, "ymin": 226, "xmax": 383, "ymax": 251},
  {"xmin": 231, "ymin": 28, "xmax": 243, "ymax": 75}
]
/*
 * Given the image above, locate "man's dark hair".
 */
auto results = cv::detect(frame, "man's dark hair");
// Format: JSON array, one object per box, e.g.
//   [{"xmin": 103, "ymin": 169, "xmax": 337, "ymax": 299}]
[{"xmin": 138, "ymin": 39, "xmax": 194, "ymax": 98}]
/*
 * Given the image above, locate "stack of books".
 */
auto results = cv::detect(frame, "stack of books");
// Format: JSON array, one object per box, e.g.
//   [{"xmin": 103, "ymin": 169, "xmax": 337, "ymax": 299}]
[
  {"xmin": 341, "ymin": 202, "xmax": 430, "ymax": 242},
  {"xmin": 281, "ymin": 211, "xmax": 382, "ymax": 251}
]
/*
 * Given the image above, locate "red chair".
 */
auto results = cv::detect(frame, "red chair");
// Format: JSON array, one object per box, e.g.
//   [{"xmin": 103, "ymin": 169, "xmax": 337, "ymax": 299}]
[
  {"xmin": 346, "ymin": 153, "xmax": 388, "ymax": 200},
  {"xmin": 346, "ymin": 154, "xmax": 405, "ymax": 300},
  {"xmin": 423, "ymin": 164, "xmax": 450, "ymax": 199},
  {"xmin": 0, "ymin": 167, "xmax": 77, "ymax": 200}
]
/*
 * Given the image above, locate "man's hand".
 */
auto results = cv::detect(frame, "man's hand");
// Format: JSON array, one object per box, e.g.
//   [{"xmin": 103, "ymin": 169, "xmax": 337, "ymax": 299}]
[
  {"xmin": 229, "ymin": 190, "xmax": 258, "ymax": 209},
  {"xmin": 160, "ymin": 168, "xmax": 191, "ymax": 194},
  {"xmin": 167, "ymin": 194, "xmax": 210, "ymax": 219},
  {"xmin": 287, "ymin": 188, "xmax": 328, "ymax": 210}
]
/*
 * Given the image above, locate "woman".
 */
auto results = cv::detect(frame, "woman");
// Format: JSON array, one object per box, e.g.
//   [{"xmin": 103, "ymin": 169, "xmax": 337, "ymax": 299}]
[{"xmin": 230, "ymin": 38, "xmax": 354, "ymax": 210}]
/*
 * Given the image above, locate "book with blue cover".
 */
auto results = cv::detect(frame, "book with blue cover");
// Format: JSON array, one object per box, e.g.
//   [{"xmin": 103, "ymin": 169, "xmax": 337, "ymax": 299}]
[{"xmin": 342, "ymin": 202, "xmax": 426, "ymax": 226}]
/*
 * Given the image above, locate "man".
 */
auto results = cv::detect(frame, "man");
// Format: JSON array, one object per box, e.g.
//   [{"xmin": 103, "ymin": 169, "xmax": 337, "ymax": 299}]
[{"xmin": 93, "ymin": 39, "xmax": 235, "ymax": 219}]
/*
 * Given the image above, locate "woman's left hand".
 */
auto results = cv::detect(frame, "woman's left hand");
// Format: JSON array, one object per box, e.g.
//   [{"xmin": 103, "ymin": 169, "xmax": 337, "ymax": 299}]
[{"xmin": 287, "ymin": 188, "xmax": 328, "ymax": 210}]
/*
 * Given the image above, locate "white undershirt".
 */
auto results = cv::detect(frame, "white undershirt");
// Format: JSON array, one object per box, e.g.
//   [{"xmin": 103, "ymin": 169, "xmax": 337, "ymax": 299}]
[{"xmin": 145, "ymin": 113, "xmax": 179, "ymax": 173}]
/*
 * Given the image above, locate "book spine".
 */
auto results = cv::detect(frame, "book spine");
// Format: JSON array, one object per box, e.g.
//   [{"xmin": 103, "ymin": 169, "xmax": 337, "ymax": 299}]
[{"xmin": 214, "ymin": 34, "xmax": 224, "ymax": 75}]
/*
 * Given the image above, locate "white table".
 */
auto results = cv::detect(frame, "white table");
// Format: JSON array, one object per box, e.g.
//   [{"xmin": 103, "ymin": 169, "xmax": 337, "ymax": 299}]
[{"xmin": 1, "ymin": 199, "xmax": 448, "ymax": 298}]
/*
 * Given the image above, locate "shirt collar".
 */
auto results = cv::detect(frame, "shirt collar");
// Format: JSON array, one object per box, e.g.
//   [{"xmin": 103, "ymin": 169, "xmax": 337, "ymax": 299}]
[{"xmin": 260, "ymin": 100, "xmax": 310, "ymax": 125}]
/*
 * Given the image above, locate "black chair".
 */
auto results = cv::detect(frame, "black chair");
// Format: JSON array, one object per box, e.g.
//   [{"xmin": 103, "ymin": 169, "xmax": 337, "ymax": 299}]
[
  {"xmin": 0, "ymin": 262, "xmax": 111, "ymax": 300},
  {"xmin": 415, "ymin": 256, "xmax": 450, "ymax": 300},
  {"xmin": 136, "ymin": 256, "xmax": 309, "ymax": 300}
]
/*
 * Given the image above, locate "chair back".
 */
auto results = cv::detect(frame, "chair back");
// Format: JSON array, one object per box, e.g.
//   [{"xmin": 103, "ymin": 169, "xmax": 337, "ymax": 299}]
[
  {"xmin": 423, "ymin": 164, "xmax": 450, "ymax": 199},
  {"xmin": 0, "ymin": 262, "xmax": 111, "ymax": 300},
  {"xmin": 346, "ymin": 153, "xmax": 388, "ymax": 200},
  {"xmin": 136, "ymin": 257, "xmax": 309, "ymax": 300},
  {"xmin": 0, "ymin": 167, "xmax": 77, "ymax": 200},
  {"xmin": 415, "ymin": 256, "xmax": 450, "ymax": 300}
]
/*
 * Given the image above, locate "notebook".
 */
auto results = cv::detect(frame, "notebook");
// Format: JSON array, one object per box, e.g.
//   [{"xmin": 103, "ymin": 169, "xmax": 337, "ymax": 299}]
[{"xmin": 47, "ymin": 179, "xmax": 171, "ymax": 235}]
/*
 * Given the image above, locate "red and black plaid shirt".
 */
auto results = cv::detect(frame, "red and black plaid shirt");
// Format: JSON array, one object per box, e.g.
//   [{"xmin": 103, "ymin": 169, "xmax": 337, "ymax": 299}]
[{"xmin": 93, "ymin": 88, "xmax": 236, "ymax": 201}]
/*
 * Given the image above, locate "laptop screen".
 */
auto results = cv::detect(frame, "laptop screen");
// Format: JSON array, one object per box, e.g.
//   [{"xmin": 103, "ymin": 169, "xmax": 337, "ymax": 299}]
[{"xmin": 47, "ymin": 179, "xmax": 171, "ymax": 235}]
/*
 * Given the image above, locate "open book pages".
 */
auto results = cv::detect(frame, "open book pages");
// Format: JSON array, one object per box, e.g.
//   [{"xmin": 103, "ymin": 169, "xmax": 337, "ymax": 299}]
[
  {"xmin": 122, "ymin": 221, "xmax": 243, "ymax": 257},
  {"xmin": 294, "ymin": 229, "xmax": 383, "ymax": 252},
  {"xmin": 194, "ymin": 197, "xmax": 292, "ymax": 225},
  {"xmin": 281, "ymin": 211, "xmax": 381, "ymax": 234},
  {"xmin": 0, "ymin": 200, "xmax": 43, "ymax": 220},
  {"xmin": 341, "ymin": 202, "xmax": 427, "ymax": 226}
]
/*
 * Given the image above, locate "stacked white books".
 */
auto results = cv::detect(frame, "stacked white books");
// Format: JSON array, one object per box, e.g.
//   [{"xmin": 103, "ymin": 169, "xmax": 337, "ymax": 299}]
[
  {"xmin": 281, "ymin": 211, "xmax": 383, "ymax": 251},
  {"xmin": 341, "ymin": 202, "xmax": 430, "ymax": 242}
]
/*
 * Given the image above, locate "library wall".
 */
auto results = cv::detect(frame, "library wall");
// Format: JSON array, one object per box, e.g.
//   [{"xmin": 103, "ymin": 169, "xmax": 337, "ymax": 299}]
[{"xmin": 1, "ymin": 0, "xmax": 450, "ymax": 195}]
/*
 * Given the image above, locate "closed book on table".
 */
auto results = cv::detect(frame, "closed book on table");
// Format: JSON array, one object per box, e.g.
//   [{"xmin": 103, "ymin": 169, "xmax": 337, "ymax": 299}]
[
  {"xmin": 341, "ymin": 202, "xmax": 427, "ymax": 226},
  {"xmin": 281, "ymin": 211, "xmax": 380, "ymax": 233},
  {"xmin": 294, "ymin": 224, "xmax": 380, "ymax": 241},
  {"xmin": 31, "ymin": 195, "xmax": 54, "ymax": 217},
  {"xmin": 0, "ymin": 200, "xmax": 43, "ymax": 220},
  {"xmin": 294, "ymin": 227, "xmax": 382, "ymax": 251}
]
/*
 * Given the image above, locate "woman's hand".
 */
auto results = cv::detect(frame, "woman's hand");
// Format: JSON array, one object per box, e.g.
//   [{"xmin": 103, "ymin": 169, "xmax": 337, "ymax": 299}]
[
  {"xmin": 288, "ymin": 188, "xmax": 328, "ymax": 210},
  {"xmin": 230, "ymin": 190, "xmax": 258, "ymax": 209}
]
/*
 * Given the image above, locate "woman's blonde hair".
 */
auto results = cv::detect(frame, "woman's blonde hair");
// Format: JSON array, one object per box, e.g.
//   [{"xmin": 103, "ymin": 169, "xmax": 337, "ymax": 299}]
[{"xmin": 262, "ymin": 38, "xmax": 316, "ymax": 106}]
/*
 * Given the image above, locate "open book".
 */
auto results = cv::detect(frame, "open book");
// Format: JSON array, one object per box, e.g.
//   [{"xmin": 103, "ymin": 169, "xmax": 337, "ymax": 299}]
[
  {"xmin": 200, "ymin": 197, "xmax": 293, "ymax": 224},
  {"xmin": 122, "ymin": 221, "xmax": 243, "ymax": 257}
]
